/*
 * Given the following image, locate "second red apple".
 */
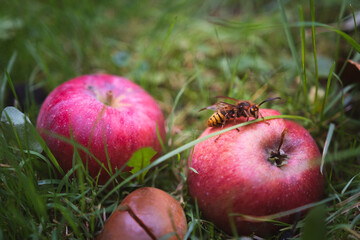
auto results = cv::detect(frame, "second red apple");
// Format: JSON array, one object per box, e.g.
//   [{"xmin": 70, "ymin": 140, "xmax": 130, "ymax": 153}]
[
  {"xmin": 188, "ymin": 109, "xmax": 323, "ymax": 236},
  {"xmin": 37, "ymin": 74, "xmax": 165, "ymax": 183}
]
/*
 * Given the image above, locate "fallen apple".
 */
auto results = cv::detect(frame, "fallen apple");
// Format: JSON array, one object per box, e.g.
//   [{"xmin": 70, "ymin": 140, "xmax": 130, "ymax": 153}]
[
  {"xmin": 36, "ymin": 74, "xmax": 165, "ymax": 183},
  {"xmin": 96, "ymin": 187, "xmax": 187, "ymax": 240},
  {"xmin": 188, "ymin": 109, "xmax": 324, "ymax": 237}
]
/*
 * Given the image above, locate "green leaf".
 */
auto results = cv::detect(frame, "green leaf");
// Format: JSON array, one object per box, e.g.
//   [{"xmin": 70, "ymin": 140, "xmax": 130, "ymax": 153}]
[
  {"xmin": 127, "ymin": 147, "xmax": 157, "ymax": 183},
  {"xmin": 301, "ymin": 205, "xmax": 327, "ymax": 240},
  {"xmin": 0, "ymin": 106, "xmax": 43, "ymax": 153}
]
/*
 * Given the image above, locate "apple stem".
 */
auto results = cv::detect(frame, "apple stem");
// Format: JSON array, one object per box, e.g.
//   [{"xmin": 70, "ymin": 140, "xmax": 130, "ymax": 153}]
[
  {"xmin": 87, "ymin": 86, "xmax": 115, "ymax": 107},
  {"xmin": 268, "ymin": 128, "xmax": 289, "ymax": 167},
  {"xmin": 105, "ymin": 90, "xmax": 114, "ymax": 106},
  {"xmin": 277, "ymin": 128, "xmax": 287, "ymax": 153}
]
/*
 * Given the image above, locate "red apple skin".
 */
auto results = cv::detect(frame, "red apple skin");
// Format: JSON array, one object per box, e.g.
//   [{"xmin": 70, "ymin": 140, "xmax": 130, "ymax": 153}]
[
  {"xmin": 96, "ymin": 187, "xmax": 187, "ymax": 240},
  {"xmin": 188, "ymin": 109, "xmax": 324, "ymax": 236},
  {"xmin": 36, "ymin": 74, "xmax": 165, "ymax": 183}
]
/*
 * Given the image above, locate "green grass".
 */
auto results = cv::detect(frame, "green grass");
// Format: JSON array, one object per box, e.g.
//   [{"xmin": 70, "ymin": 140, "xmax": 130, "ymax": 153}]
[{"xmin": 1, "ymin": 0, "xmax": 360, "ymax": 239}]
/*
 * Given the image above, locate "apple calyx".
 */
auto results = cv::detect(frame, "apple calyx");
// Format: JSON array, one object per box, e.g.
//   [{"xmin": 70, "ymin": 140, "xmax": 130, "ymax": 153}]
[{"xmin": 268, "ymin": 128, "xmax": 288, "ymax": 167}]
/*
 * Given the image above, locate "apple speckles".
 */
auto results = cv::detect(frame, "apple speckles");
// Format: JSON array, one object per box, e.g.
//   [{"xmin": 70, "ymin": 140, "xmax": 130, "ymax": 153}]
[
  {"xmin": 37, "ymin": 74, "xmax": 166, "ymax": 183},
  {"xmin": 188, "ymin": 109, "xmax": 323, "ymax": 236}
]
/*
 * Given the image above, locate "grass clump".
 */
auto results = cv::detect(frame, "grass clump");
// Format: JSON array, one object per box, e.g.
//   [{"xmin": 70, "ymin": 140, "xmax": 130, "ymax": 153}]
[{"xmin": 1, "ymin": 0, "xmax": 360, "ymax": 239}]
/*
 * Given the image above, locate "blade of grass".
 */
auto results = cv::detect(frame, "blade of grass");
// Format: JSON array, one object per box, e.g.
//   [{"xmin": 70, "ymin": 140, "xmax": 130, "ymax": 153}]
[
  {"xmin": 301, "ymin": 205, "xmax": 327, "ymax": 240},
  {"xmin": 208, "ymin": 17, "xmax": 278, "ymax": 31},
  {"xmin": 334, "ymin": 1, "xmax": 348, "ymax": 61},
  {"xmin": 326, "ymin": 191, "xmax": 360, "ymax": 223},
  {"xmin": 229, "ymin": 188, "xmax": 359, "ymax": 223},
  {"xmin": 18, "ymin": 170, "xmax": 48, "ymax": 222},
  {"xmin": 321, "ymin": 123, "xmax": 335, "ymax": 174},
  {"xmin": 98, "ymin": 114, "xmax": 312, "ymax": 203},
  {"xmin": 0, "ymin": 51, "xmax": 17, "ymax": 109},
  {"xmin": 34, "ymin": 129, "xmax": 64, "ymax": 175},
  {"xmin": 49, "ymin": 203, "xmax": 82, "ymax": 237},
  {"xmin": 194, "ymin": 198, "xmax": 203, "ymax": 240},
  {"xmin": 299, "ymin": 5, "xmax": 308, "ymax": 108},
  {"xmin": 167, "ymin": 72, "xmax": 198, "ymax": 144},
  {"xmin": 156, "ymin": 123, "xmax": 166, "ymax": 153},
  {"xmin": 278, "ymin": 0, "xmax": 301, "ymax": 75},
  {"xmin": 70, "ymin": 131, "xmax": 86, "ymax": 213},
  {"xmin": 310, "ymin": 0, "xmax": 319, "ymax": 105},
  {"xmin": 56, "ymin": 164, "xmax": 82, "ymax": 193},
  {"xmin": 25, "ymin": 41, "xmax": 51, "ymax": 80},
  {"xmin": 325, "ymin": 146, "xmax": 360, "ymax": 163},
  {"xmin": 341, "ymin": 173, "xmax": 360, "ymax": 195},
  {"xmin": 328, "ymin": 224, "xmax": 360, "ymax": 239},
  {"xmin": 158, "ymin": 16, "xmax": 177, "ymax": 61},
  {"xmin": 2, "ymin": 110, "xmax": 25, "ymax": 158},
  {"xmin": 333, "ymin": 27, "xmax": 358, "ymax": 51},
  {"xmin": 320, "ymin": 62, "xmax": 335, "ymax": 121},
  {"xmin": 184, "ymin": 213, "xmax": 196, "ymax": 240},
  {"xmin": 350, "ymin": 6, "xmax": 358, "ymax": 38},
  {"xmin": 291, "ymin": 21, "xmax": 360, "ymax": 53},
  {"xmin": 4, "ymin": 70, "xmax": 22, "ymax": 112},
  {"xmin": 350, "ymin": 213, "xmax": 360, "ymax": 229},
  {"xmin": 324, "ymin": 84, "xmax": 355, "ymax": 114},
  {"xmin": 41, "ymin": 130, "xmax": 112, "ymax": 178}
]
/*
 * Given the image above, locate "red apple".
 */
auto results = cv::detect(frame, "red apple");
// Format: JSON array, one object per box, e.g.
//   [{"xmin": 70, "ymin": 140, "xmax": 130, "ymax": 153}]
[
  {"xmin": 188, "ymin": 109, "xmax": 323, "ymax": 237},
  {"xmin": 96, "ymin": 187, "xmax": 187, "ymax": 240},
  {"xmin": 36, "ymin": 74, "xmax": 165, "ymax": 183}
]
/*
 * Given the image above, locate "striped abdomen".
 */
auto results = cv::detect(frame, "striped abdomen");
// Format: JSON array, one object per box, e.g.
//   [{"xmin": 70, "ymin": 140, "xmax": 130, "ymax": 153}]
[{"xmin": 207, "ymin": 110, "xmax": 230, "ymax": 127}]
